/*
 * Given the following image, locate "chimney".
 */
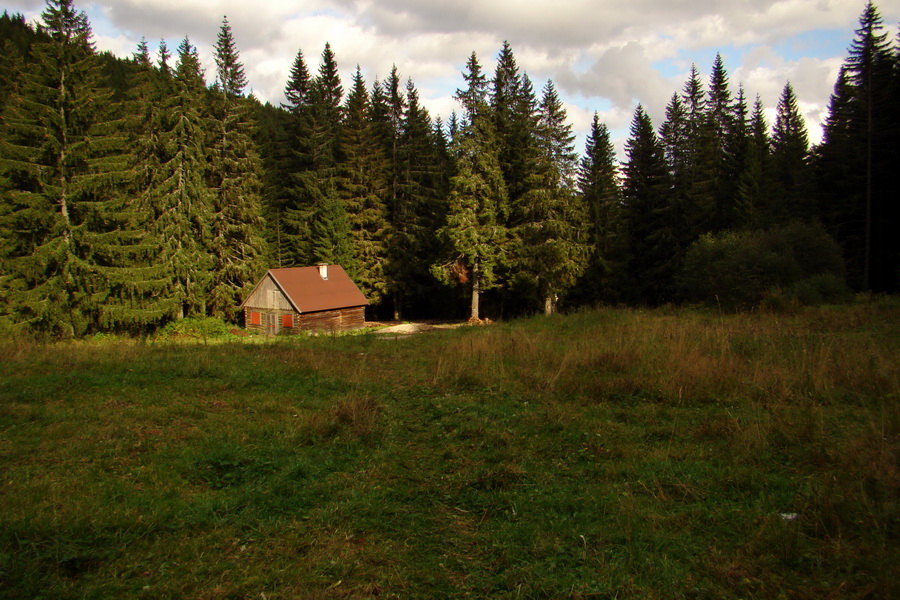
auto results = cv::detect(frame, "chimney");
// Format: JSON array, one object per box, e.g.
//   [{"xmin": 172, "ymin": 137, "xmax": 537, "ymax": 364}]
[{"xmin": 316, "ymin": 263, "xmax": 328, "ymax": 280}]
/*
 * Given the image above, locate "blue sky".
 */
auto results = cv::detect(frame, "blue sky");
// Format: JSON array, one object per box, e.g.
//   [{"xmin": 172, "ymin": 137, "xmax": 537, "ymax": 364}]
[{"xmin": 5, "ymin": 0, "xmax": 898, "ymax": 158}]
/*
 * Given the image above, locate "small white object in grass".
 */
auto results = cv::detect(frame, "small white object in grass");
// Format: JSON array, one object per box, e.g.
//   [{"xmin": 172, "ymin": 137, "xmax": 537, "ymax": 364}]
[{"xmin": 779, "ymin": 512, "xmax": 799, "ymax": 521}]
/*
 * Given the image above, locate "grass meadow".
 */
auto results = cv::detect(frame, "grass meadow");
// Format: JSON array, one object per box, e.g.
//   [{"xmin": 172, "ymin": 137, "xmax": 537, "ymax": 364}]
[{"xmin": 0, "ymin": 302, "xmax": 898, "ymax": 598}]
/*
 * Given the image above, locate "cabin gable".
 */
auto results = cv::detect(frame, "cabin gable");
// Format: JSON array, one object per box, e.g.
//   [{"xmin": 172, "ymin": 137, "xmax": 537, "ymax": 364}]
[{"xmin": 243, "ymin": 275, "xmax": 294, "ymax": 312}]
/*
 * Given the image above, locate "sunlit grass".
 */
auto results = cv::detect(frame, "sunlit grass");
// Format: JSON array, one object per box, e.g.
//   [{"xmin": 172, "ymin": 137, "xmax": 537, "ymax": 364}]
[{"xmin": 0, "ymin": 302, "xmax": 897, "ymax": 598}]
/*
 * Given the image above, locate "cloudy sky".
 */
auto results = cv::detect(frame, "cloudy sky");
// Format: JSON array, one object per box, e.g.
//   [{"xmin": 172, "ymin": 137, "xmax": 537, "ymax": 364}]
[{"xmin": 4, "ymin": 0, "xmax": 897, "ymax": 158}]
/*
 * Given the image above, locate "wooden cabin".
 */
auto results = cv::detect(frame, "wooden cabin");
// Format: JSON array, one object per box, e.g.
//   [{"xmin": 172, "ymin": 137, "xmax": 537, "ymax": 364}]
[{"xmin": 241, "ymin": 264, "xmax": 368, "ymax": 334}]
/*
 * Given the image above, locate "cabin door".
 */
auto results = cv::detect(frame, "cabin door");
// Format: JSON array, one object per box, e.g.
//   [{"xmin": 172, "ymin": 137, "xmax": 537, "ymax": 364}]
[{"xmin": 266, "ymin": 312, "xmax": 278, "ymax": 335}]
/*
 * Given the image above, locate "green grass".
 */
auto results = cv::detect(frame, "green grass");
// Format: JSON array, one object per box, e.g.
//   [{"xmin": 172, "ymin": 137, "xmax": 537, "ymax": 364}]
[{"xmin": 0, "ymin": 303, "xmax": 898, "ymax": 598}]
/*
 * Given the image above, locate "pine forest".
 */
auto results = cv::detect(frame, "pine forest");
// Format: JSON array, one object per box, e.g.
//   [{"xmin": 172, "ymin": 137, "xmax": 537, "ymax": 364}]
[{"xmin": 1, "ymin": 0, "xmax": 898, "ymax": 338}]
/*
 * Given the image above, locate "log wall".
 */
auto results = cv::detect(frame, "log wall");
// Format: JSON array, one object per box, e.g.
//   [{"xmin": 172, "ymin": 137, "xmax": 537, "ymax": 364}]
[
  {"xmin": 298, "ymin": 307, "xmax": 365, "ymax": 332},
  {"xmin": 244, "ymin": 306, "xmax": 365, "ymax": 334}
]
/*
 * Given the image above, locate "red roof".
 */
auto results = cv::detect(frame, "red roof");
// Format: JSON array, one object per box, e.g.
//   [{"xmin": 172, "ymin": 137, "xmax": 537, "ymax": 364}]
[{"xmin": 248, "ymin": 265, "xmax": 368, "ymax": 313}]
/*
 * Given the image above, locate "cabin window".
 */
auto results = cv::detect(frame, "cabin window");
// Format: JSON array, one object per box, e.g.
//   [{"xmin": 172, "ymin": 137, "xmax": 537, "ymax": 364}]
[
  {"xmin": 282, "ymin": 314, "xmax": 294, "ymax": 328},
  {"xmin": 249, "ymin": 311, "xmax": 261, "ymax": 326}
]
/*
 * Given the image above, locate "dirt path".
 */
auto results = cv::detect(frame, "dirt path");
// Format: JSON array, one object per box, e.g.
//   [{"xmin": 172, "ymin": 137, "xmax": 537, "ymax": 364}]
[{"xmin": 368, "ymin": 321, "xmax": 467, "ymax": 335}]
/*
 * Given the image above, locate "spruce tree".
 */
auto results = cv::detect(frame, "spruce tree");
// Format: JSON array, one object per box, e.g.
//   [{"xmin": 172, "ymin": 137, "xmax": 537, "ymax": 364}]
[
  {"xmin": 154, "ymin": 37, "xmax": 214, "ymax": 318},
  {"xmin": 576, "ymin": 113, "xmax": 622, "ymax": 304},
  {"xmin": 156, "ymin": 38, "xmax": 171, "ymax": 74},
  {"xmin": 206, "ymin": 17, "xmax": 266, "ymax": 320},
  {"xmin": 280, "ymin": 47, "xmax": 315, "ymax": 266},
  {"xmin": 490, "ymin": 42, "xmax": 537, "ymax": 207},
  {"xmin": 309, "ymin": 194, "xmax": 355, "ymax": 268},
  {"xmin": 434, "ymin": 64, "xmax": 507, "ymax": 321},
  {"xmin": 660, "ymin": 93, "xmax": 689, "ymax": 182},
  {"xmin": 816, "ymin": 68, "xmax": 859, "ymax": 276},
  {"xmin": 307, "ymin": 42, "xmax": 344, "ymax": 175},
  {"xmin": 261, "ymin": 48, "xmax": 305, "ymax": 267},
  {"xmin": 621, "ymin": 105, "xmax": 674, "ymax": 304},
  {"xmin": 447, "ymin": 110, "xmax": 460, "ymax": 144},
  {"xmin": 737, "ymin": 95, "xmax": 771, "ymax": 228},
  {"xmin": 384, "ymin": 76, "xmax": 447, "ymax": 318},
  {"xmin": 770, "ymin": 82, "xmax": 813, "ymax": 224},
  {"xmin": 255, "ymin": 101, "xmax": 294, "ymax": 267},
  {"xmin": 0, "ymin": 12, "xmax": 46, "ymax": 111},
  {"xmin": 491, "ymin": 41, "xmax": 520, "ymax": 182},
  {"xmin": 399, "ymin": 78, "xmax": 444, "ymax": 269},
  {"xmin": 682, "ymin": 65, "xmax": 707, "ymax": 141},
  {"xmin": 213, "ymin": 17, "xmax": 247, "ymax": 96},
  {"xmin": 431, "ymin": 115, "xmax": 453, "ymax": 197},
  {"xmin": 706, "ymin": 54, "xmax": 742, "ymax": 231},
  {"xmin": 375, "ymin": 67, "xmax": 446, "ymax": 319},
  {"xmin": 283, "ymin": 49, "xmax": 311, "ymax": 114},
  {"xmin": 706, "ymin": 54, "xmax": 733, "ymax": 142},
  {"xmin": 296, "ymin": 44, "xmax": 346, "ymax": 272},
  {"xmin": 516, "ymin": 81, "xmax": 589, "ymax": 314},
  {"xmin": 100, "ymin": 38, "xmax": 176, "ymax": 331},
  {"xmin": 579, "ymin": 114, "xmax": 619, "ymax": 255},
  {"xmin": 457, "ymin": 52, "xmax": 488, "ymax": 119},
  {"xmin": 658, "ymin": 92, "xmax": 692, "ymax": 259},
  {"xmin": 380, "ymin": 65, "xmax": 406, "ymax": 198},
  {"xmin": 820, "ymin": 1, "xmax": 898, "ymax": 292},
  {"xmin": 0, "ymin": 0, "xmax": 132, "ymax": 336},
  {"xmin": 724, "ymin": 85, "xmax": 750, "ymax": 228},
  {"xmin": 340, "ymin": 66, "xmax": 389, "ymax": 304},
  {"xmin": 680, "ymin": 65, "xmax": 716, "ymax": 237}
]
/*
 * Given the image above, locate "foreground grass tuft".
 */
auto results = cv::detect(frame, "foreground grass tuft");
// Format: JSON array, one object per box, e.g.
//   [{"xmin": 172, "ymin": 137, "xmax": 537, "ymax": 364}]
[{"xmin": 0, "ymin": 304, "xmax": 897, "ymax": 598}]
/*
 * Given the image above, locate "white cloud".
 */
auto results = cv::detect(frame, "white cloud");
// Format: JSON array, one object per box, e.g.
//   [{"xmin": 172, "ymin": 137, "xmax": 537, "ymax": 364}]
[
  {"xmin": 556, "ymin": 40, "xmax": 677, "ymax": 130},
  {"xmin": 93, "ymin": 32, "xmax": 137, "ymax": 57},
  {"xmin": 735, "ymin": 51, "xmax": 842, "ymax": 145}
]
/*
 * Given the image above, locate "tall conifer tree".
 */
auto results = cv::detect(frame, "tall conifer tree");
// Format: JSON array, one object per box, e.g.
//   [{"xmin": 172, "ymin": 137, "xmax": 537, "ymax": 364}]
[
  {"xmin": 576, "ymin": 113, "xmax": 622, "ymax": 303},
  {"xmin": 296, "ymin": 44, "xmax": 347, "ymax": 271},
  {"xmin": 152, "ymin": 36, "xmax": 214, "ymax": 319},
  {"xmin": 206, "ymin": 17, "xmax": 266, "ymax": 320},
  {"xmin": 280, "ymin": 47, "xmax": 315, "ymax": 266},
  {"xmin": 256, "ymin": 101, "xmax": 294, "ymax": 268},
  {"xmin": 490, "ymin": 42, "xmax": 537, "ymax": 208},
  {"xmin": 817, "ymin": 1, "xmax": 898, "ymax": 291},
  {"xmin": 0, "ymin": 0, "xmax": 131, "ymax": 336},
  {"xmin": 770, "ymin": 82, "xmax": 812, "ymax": 224},
  {"xmin": 376, "ymin": 66, "xmax": 413, "ymax": 319},
  {"xmin": 621, "ymin": 105, "xmax": 673, "ymax": 304},
  {"xmin": 680, "ymin": 65, "xmax": 716, "ymax": 237},
  {"xmin": 434, "ymin": 59, "xmax": 507, "ymax": 320},
  {"xmin": 340, "ymin": 66, "xmax": 389, "ymax": 304},
  {"xmin": 400, "ymin": 78, "xmax": 445, "ymax": 267},
  {"xmin": 516, "ymin": 81, "xmax": 589, "ymax": 314},
  {"xmin": 100, "ymin": 38, "xmax": 176, "ymax": 331},
  {"xmin": 723, "ymin": 84, "xmax": 750, "ymax": 228},
  {"xmin": 658, "ymin": 92, "xmax": 693, "ymax": 261},
  {"xmin": 706, "ymin": 54, "xmax": 742, "ymax": 231},
  {"xmin": 737, "ymin": 95, "xmax": 771, "ymax": 227},
  {"xmin": 308, "ymin": 42, "xmax": 343, "ymax": 175}
]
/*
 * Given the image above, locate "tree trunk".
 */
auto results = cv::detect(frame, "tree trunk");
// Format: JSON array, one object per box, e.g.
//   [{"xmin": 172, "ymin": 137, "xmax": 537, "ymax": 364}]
[
  {"xmin": 470, "ymin": 259, "xmax": 480, "ymax": 321},
  {"xmin": 58, "ymin": 68, "xmax": 71, "ymax": 246},
  {"xmin": 544, "ymin": 293, "xmax": 554, "ymax": 316}
]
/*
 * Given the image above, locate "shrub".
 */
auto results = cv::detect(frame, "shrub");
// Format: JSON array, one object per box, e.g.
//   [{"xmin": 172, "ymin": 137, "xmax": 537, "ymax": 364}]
[
  {"xmin": 157, "ymin": 316, "xmax": 234, "ymax": 340},
  {"xmin": 787, "ymin": 273, "xmax": 854, "ymax": 306},
  {"xmin": 679, "ymin": 222, "xmax": 848, "ymax": 310}
]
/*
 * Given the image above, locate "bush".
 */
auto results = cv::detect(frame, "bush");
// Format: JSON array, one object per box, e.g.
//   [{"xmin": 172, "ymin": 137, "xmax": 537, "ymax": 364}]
[
  {"xmin": 788, "ymin": 273, "xmax": 854, "ymax": 306},
  {"xmin": 157, "ymin": 316, "xmax": 234, "ymax": 340},
  {"xmin": 679, "ymin": 222, "xmax": 848, "ymax": 310}
]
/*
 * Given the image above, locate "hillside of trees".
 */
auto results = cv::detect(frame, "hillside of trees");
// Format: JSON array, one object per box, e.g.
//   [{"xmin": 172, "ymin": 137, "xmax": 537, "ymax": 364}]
[{"xmin": 1, "ymin": 0, "xmax": 898, "ymax": 337}]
